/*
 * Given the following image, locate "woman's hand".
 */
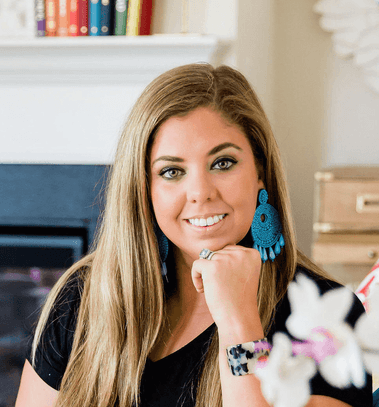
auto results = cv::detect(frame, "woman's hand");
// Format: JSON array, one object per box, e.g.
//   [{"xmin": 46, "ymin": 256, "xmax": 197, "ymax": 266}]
[{"xmin": 191, "ymin": 245, "xmax": 262, "ymax": 335}]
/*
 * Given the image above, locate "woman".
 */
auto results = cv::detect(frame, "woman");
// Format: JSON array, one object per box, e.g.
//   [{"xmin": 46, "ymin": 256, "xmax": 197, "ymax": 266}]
[{"xmin": 16, "ymin": 63, "xmax": 372, "ymax": 407}]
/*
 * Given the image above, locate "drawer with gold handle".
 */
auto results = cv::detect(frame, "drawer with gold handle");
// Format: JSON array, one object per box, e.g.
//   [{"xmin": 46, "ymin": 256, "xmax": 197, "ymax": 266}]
[{"xmin": 312, "ymin": 234, "xmax": 379, "ymax": 265}]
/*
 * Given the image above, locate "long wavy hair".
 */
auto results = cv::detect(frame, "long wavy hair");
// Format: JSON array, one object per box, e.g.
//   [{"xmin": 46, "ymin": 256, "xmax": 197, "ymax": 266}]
[{"xmin": 30, "ymin": 63, "xmax": 329, "ymax": 407}]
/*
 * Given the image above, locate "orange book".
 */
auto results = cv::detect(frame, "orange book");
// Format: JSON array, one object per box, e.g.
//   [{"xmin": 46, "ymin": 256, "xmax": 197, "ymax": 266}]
[
  {"xmin": 46, "ymin": 0, "xmax": 59, "ymax": 36},
  {"xmin": 57, "ymin": 0, "xmax": 69, "ymax": 36},
  {"xmin": 69, "ymin": 0, "xmax": 79, "ymax": 36}
]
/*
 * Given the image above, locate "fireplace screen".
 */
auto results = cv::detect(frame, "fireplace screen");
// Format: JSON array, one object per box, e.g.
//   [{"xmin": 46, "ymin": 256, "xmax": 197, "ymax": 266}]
[{"xmin": 0, "ymin": 226, "xmax": 87, "ymax": 406}]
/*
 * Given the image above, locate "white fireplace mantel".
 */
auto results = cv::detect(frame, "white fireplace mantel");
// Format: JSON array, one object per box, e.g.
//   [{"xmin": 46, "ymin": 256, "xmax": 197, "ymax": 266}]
[
  {"xmin": 0, "ymin": 34, "xmax": 220, "ymax": 85},
  {"xmin": 0, "ymin": 35, "xmax": 223, "ymax": 165}
]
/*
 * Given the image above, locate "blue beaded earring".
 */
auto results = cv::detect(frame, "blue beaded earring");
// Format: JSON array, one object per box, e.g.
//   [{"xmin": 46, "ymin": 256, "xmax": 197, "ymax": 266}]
[
  {"xmin": 154, "ymin": 223, "xmax": 169, "ymax": 280},
  {"xmin": 251, "ymin": 189, "xmax": 285, "ymax": 263}
]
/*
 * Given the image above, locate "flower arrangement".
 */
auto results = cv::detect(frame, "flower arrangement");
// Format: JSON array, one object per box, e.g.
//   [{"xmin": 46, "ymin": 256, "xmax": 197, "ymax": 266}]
[{"xmin": 254, "ymin": 274, "xmax": 379, "ymax": 407}]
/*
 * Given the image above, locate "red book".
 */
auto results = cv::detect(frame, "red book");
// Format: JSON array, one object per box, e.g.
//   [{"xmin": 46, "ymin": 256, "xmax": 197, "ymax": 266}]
[
  {"xmin": 78, "ymin": 0, "xmax": 89, "ymax": 35},
  {"xmin": 46, "ymin": 0, "xmax": 59, "ymax": 36},
  {"xmin": 69, "ymin": 0, "xmax": 79, "ymax": 36},
  {"xmin": 139, "ymin": 0, "xmax": 153, "ymax": 35}
]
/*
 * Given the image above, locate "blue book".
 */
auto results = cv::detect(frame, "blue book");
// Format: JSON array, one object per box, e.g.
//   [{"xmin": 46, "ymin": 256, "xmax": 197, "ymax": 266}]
[
  {"xmin": 100, "ymin": 0, "xmax": 115, "ymax": 35},
  {"xmin": 89, "ymin": 0, "xmax": 101, "ymax": 35}
]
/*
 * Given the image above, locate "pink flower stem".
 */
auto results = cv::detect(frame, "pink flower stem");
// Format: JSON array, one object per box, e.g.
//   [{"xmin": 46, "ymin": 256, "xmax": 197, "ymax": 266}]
[{"xmin": 291, "ymin": 337, "xmax": 339, "ymax": 364}]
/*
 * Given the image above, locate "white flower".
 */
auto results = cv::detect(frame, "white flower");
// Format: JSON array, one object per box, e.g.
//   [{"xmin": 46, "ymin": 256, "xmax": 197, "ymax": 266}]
[
  {"xmin": 286, "ymin": 274, "xmax": 366, "ymax": 389},
  {"xmin": 355, "ymin": 286, "xmax": 379, "ymax": 374},
  {"xmin": 255, "ymin": 333, "xmax": 316, "ymax": 407}
]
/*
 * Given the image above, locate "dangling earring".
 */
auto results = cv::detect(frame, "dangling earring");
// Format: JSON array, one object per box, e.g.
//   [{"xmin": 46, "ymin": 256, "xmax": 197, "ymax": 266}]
[
  {"xmin": 251, "ymin": 189, "xmax": 285, "ymax": 263},
  {"xmin": 154, "ymin": 223, "xmax": 169, "ymax": 280}
]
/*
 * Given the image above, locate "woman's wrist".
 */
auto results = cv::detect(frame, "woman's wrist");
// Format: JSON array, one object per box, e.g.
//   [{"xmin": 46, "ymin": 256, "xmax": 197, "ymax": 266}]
[{"xmin": 217, "ymin": 316, "xmax": 265, "ymax": 349}]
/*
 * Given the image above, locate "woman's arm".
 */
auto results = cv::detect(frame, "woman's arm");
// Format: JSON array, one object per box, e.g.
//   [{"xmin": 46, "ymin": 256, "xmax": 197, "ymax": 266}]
[
  {"xmin": 15, "ymin": 359, "xmax": 59, "ymax": 407},
  {"xmin": 217, "ymin": 313, "xmax": 271, "ymax": 406},
  {"xmin": 192, "ymin": 246, "xmax": 355, "ymax": 407}
]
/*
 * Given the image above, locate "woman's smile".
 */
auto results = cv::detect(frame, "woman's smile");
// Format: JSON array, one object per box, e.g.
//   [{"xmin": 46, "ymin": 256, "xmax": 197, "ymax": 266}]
[
  {"xmin": 149, "ymin": 106, "xmax": 264, "ymax": 263},
  {"xmin": 185, "ymin": 214, "xmax": 227, "ymax": 231}
]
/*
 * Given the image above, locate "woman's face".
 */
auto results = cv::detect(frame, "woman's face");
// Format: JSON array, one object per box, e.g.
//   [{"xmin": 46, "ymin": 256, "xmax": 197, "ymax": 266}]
[{"xmin": 149, "ymin": 107, "xmax": 264, "ymax": 265}]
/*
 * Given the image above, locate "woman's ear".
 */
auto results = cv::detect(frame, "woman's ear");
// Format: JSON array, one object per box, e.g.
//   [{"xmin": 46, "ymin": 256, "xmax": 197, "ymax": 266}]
[{"xmin": 258, "ymin": 178, "xmax": 265, "ymax": 190}]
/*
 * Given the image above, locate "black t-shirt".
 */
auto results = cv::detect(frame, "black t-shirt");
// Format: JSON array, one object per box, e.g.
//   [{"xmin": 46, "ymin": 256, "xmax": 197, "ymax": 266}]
[{"xmin": 26, "ymin": 267, "xmax": 373, "ymax": 406}]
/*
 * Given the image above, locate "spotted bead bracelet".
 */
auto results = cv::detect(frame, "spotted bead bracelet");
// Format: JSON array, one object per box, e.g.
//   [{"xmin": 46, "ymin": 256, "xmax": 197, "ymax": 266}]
[{"xmin": 226, "ymin": 338, "xmax": 271, "ymax": 376}]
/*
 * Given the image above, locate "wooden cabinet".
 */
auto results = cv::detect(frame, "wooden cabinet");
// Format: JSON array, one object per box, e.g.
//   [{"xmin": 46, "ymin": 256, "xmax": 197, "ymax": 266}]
[{"xmin": 312, "ymin": 167, "xmax": 379, "ymax": 288}]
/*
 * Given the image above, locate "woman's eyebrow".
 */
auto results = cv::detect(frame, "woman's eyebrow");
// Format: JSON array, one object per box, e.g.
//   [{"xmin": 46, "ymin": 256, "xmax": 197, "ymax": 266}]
[
  {"xmin": 152, "ymin": 155, "xmax": 184, "ymax": 166},
  {"xmin": 208, "ymin": 142, "xmax": 242, "ymax": 156},
  {"xmin": 152, "ymin": 142, "xmax": 242, "ymax": 167}
]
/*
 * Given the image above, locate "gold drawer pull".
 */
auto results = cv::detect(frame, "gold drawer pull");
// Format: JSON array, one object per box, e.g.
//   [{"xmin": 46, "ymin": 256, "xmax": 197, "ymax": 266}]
[
  {"xmin": 368, "ymin": 250, "xmax": 377, "ymax": 259},
  {"xmin": 356, "ymin": 194, "xmax": 379, "ymax": 213}
]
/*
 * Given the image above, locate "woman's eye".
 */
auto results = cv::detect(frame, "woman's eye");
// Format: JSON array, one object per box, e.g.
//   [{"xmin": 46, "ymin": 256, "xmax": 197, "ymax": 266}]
[
  {"xmin": 160, "ymin": 168, "xmax": 183, "ymax": 180},
  {"xmin": 213, "ymin": 158, "xmax": 236, "ymax": 171}
]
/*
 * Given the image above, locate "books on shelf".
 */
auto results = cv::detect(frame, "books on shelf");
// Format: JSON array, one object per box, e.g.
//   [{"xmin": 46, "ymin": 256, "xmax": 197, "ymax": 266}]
[
  {"xmin": 45, "ymin": 0, "xmax": 58, "ymax": 36},
  {"xmin": 89, "ymin": 0, "xmax": 100, "ymax": 35},
  {"xmin": 139, "ymin": 0, "xmax": 153, "ymax": 36},
  {"xmin": 57, "ymin": 0, "xmax": 69, "ymax": 36},
  {"xmin": 114, "ymin": 0, "xmax": 128, "ymax": 35},
  {"xmin": 35, "ymin": 0, "xmax": 153, "ymax": 37},
  {"xmin": 79, "ymin": 0, "xmax": 89, "ymax": 36}
]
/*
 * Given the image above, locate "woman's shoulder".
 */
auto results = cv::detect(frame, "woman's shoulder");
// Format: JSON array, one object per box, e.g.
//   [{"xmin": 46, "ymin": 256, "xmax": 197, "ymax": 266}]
[
  {"xmin": 43, "ymin": 268, "xmax": 86, "ymax": 344},
  {"xmin": 293, "ymin": 266, "xmax": 343, "ymax": 294},
  {"xmin": 53, "ymin": 269, "xmax": 85, "ymax": 308},
  {"xmin": 26, "ymin": 269, "xmax": 86, "ymax": 390},
  {"xmin": 268, "ymin": 265, "xmax": 366, "ymax": 339},
  {"xmin": 293, "ymin": 266, "xmax": 366, "ymax": 327}
]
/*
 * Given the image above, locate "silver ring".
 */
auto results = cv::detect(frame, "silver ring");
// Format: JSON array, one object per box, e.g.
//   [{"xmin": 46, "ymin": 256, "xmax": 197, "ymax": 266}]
[{"xmin": 199, "ymin": 248, "xmax": 216, "ymax": 260}]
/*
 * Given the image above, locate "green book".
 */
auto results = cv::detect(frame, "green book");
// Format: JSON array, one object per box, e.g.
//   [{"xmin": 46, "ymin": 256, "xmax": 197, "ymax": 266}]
[{"xmin": 114, "ymin": 0, "xmax": 128, "ymax": 35}]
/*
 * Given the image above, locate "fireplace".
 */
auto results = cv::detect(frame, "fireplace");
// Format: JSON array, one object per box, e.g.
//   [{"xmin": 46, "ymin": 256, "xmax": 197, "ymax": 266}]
[{"xmin": 0, "ymin": 164, "xmax": 107, "ymax": 406}]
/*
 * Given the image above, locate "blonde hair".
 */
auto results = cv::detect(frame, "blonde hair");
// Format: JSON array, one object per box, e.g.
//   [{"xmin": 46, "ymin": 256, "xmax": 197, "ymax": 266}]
[{"xmin": 31, "ymin": 63, "xmax": 329, "ymax": 407}]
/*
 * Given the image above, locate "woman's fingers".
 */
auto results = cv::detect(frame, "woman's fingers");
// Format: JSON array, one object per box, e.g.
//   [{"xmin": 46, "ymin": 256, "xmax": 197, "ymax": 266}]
[
  {"xmin": 191, "ymin": 259, "xmax": 210, "ymax": 293},
  {"xmin": 191, "ymin": 245, "xmax": 262, "ymax": 327}
]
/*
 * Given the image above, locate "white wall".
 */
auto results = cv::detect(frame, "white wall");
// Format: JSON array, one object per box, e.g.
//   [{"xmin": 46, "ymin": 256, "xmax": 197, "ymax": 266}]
[
  {"xmin": 236, "ymin": 0, "xmax": 275, "ymax": 124},
  {"xmin": 152, "ymin": 0, "xmax": 238, "ymax": 66},
  {"xmin": 0, "ymin": 84, "xmax": 142, "ymax": 164},
  {"xmin": 326, "ymin": 54, "xmax": 379, "ymax": 166},
  {"xmin": 273, "ymin": 1, "xmax": 329, "ymax": 256},
  {"xmin": 273, "ymin": 0, "xmax": 379, "ymax": 256}
]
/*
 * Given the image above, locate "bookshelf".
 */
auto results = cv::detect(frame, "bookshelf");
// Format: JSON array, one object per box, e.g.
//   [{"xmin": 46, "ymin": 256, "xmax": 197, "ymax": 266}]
[{"xmin": 0, "ymin": 34, "xmax": 219, "ymax": 85}]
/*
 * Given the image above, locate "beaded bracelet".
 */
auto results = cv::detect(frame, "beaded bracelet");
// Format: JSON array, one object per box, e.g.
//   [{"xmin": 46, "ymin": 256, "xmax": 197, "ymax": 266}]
[{"xmin": 226, "ymin": 338, "xmax": 271, "ymax": 376}]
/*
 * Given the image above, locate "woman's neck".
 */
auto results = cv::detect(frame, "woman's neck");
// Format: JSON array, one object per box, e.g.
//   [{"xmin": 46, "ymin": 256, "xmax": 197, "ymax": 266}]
[{"xmin": 148, "ymin": 247, "xmax": 213, "ymax": 362}]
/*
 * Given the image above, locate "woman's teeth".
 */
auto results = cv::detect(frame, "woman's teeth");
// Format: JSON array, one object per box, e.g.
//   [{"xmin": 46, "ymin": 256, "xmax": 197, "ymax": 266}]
[{"xmin": 188, "ymin": 214, "xmax": 226, "ymax": 227}]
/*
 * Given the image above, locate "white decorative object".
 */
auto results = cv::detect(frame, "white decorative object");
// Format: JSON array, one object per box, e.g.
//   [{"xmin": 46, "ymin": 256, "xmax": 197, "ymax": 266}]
[
  {"xmin": 313, "ymin": 0, "xmax": 379, "ymax": 93},
  {"xmin": 255, "ymin": 333, "xmax": 316, "ymax": 407},
  {"xmin": 286, "ymin": 274, "xmax": 366, "ymax": 389},
  {"xmin": 255, "ymin": 274, "xmax": 379, "ymax": 407},
  {"xmin": 0, "ymin": 0, "xmax": 34, "ymax": 38}
]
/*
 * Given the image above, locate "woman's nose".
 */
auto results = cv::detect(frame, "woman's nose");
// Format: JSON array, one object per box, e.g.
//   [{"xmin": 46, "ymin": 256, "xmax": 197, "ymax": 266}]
[{"xmin": 186, "ymin": 172, "xmax": 217, "ymax": 203}]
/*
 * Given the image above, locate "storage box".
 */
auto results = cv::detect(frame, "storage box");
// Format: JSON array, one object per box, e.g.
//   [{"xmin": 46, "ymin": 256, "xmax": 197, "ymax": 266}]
[
  {"xmin": 313, "ymin": 166, "xmax": 379, "ymax": 233},
  {"xmin": 312, "ymin": 166, "xmax": 379, "ymax": 287}
]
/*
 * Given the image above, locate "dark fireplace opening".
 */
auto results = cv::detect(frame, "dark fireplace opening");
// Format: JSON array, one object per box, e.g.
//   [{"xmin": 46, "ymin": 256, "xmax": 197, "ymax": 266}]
[
  {"xmin": 0, "ymin": 225, "xmax": 88, "ymax": 267},
  {"xmin": 0, "ymin": 164, "xmax": 107, "ymax": 406},
  {"xmin": 0, "ymin": 225, "xmax": 90, "ymax": 406}
]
